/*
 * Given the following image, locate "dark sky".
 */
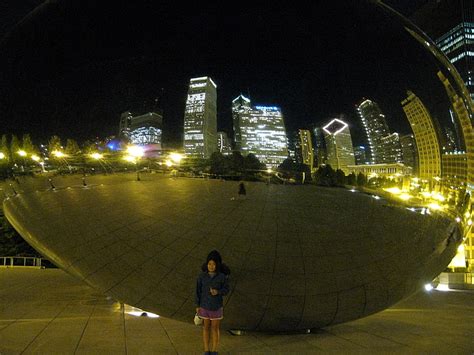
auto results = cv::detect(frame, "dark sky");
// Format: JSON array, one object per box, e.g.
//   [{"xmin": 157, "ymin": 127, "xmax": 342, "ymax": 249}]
[{"xmin": 0, "ymin": 0, "xmax": 458, "ymax": 148}]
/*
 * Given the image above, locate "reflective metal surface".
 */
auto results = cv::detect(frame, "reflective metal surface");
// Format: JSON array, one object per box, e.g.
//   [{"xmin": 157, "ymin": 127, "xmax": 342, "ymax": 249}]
[{"xmin": 1, "ymin": 0, "xmax": 473, "ymax": 331}]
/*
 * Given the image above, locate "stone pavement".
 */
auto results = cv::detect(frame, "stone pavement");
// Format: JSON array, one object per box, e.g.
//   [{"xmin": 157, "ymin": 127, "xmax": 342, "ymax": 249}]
[{"xmin": 1, "ymin": 269, "xmax": 473, "ymax": 354}]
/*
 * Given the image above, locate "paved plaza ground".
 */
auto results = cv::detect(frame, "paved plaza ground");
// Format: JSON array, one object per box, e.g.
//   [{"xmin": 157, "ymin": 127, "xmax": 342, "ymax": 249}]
[{"xmin": 1, "ymin": 268, "xmax": 473, "ymax": 354}]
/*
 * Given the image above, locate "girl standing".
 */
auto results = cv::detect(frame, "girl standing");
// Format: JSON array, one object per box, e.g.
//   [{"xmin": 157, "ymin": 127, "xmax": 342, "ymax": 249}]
[{"xmin": 195, "ymin": 250, "xmax": 230, "ymax": 355}]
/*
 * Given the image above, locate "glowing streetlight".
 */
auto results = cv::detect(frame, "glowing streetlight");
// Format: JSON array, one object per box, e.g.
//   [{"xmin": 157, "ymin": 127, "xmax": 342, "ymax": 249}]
[
  {"xmin": 31, "ymin": 155, "xmax": 40, "ymax": 162},
  {"xmin": 90, "ymin": 152, "xmax": 103, "ymax": 160},
  {"xmin": 52, "ymin": 150, "xmax": 66, "ymax": 158},
  {"xmin": 123, "ymin": 155, "xmax": 136, "ymax": 163},
  {"xmin": 17, "ymin": 150, "xmax": 27, "ymax": 157},
  {"xmin": 169, "ymin": 152, "xmax": 183, "ymax": 164},
  {"xmin": 0, "ymin": 152, "xmax": 5, "ymax": 159},
  {"xmin": 165, "ymin": 160, "xmax": 173, "ymax": 167},
  {"xmin": 126, "ymin": 145, "xmax": 144, "ymax": 158}
]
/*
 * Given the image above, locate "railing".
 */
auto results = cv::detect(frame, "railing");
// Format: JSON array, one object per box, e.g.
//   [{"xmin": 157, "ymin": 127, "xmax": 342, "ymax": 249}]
[{"xmin": 0, "ymin": 256, "xmax": 44, "ymax": 269}]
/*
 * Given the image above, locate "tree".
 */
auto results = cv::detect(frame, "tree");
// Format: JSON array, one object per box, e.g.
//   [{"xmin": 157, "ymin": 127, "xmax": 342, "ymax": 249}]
[
  {"xmin": 21, "ymin": 134, "xmax": 35, "ymax": 154},
  {"xmin": 209, "ymin": 152, "xmax": 229, "ymax": 175},
  {"xmin": 335, "ymin": 169, "xmax": 346, "ymax": 186},
  {"xmin": 65, "ymin": 138, "xmax": 80, "ymax": 155},
  {"xmin": 48, "ymin": 135, "xmax": 62, "ymax": 155},
  {"xmin": 82, "ymin": 140, "xmax": 97, "ymax": 155},
  {"xmin": 244, "ymin": 153, "xmax": 265, "ymax": 171},
  {"xmin": 347, "ymin": 172, "xmax": 356, "ymax": 186},
  {"xmin": 356, "ymin": 172, "xmax": 367, "ymax": 187},
  {"xmin": 10, "ymin": 135, "xmax": 20, "ymax": 163},
  {"xmin": 314, "ymin": 164, "xmax": 337, "ymax": 186},
  {"xmin": 229, "ymin": 151, "xmax": 244, "ymax": 174},
  {"xmin": 0, "ymin": 134, "xmax": 10, "ymax": 162}
]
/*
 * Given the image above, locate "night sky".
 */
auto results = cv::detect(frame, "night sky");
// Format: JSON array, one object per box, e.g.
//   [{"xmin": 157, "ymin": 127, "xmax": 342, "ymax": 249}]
[{"xmin": 0, "ymin": 0, "xmax": 457, "ymax": 148}]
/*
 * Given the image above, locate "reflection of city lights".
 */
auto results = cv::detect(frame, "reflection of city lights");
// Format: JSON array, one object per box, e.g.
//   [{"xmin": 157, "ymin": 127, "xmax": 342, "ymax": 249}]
[
  {"xmin": 421, "ymin": 191, "xmax": 431, "ymax": 198},
  {"xmin": 424, "ymin": 284, "xmax": 433, "ymax": 291},
  {"xmin": 455, "ymin": 217, "xmax": 461, "ymax": 223},
  {"xmin": 127, "ymin": 145, "xmax": 144, "ymax": 158},
  {"xmin": 169, "ymin": 152, "xmax": 183, "ymax": 164},
  {"xmin": 372, "ymin": 195, "xmax": 381, "ymax": 200},
  {"xmin": 17, "ymin": 150, "xmax": 27, "ymax": 157},
  {"xmin": 468, "ymin": 219, "xmax": 472, "ymax": 226},
  {"xmin": 399, "ymin": 193, "xmax": 411, "ymax": 201},
  {"xmin": 90, "ymin": 153, "xmax": 103, "ymax": 160},
  {"xmin": 384, "ymin": 187, "xmax": 401, "ymax": 194},
  {"xmin": 165, "ymin": 160, "xmax": 173, "ymax": 167},
  {"xmin": 52, "ymin": 150, "xmax": 66, "ymax": 158},
  {"xmin": 465, "ymin": 211, "xmax": 470, "ymax": 218},
  {"xmin": 431, "ymin": 193, "xmax": 445, "ymax": 202},
  {"xmin": 123, "ymin": 155, "xmax": 136, "ymax": 163},
  {"xmin": 427, "ymin": 203, "xmax": 443, "ymax": 211},
  {"xmin": 31, "ymin": 155, "xmax": 40, "ymax": 162},
  {"xmin": 267, "ymin": 168, "xmax": 273, "ymax": 173},
  {"xmin": 0, "ymin": 152, "xmax": 5, "ymax": 159}
]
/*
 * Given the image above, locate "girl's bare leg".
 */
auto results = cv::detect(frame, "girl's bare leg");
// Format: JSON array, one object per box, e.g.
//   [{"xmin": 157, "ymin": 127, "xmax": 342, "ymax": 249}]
[
  {"xmin": 210, "ymin": 319, "xmax": 220, "ymax": 352},
  {"xmin": 203, "ymin": 319, "xmax": 211, "ymax": 352}
]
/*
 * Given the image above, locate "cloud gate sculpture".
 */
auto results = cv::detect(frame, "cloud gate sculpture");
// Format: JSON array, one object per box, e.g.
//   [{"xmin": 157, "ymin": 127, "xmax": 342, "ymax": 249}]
[{"xmin": 1, "ymin": 1, "xmax": 473, "ymax": 331}]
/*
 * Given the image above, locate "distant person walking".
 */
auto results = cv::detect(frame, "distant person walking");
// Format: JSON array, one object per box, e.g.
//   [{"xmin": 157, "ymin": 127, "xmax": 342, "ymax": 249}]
[
  {"xmin": 238, "ymin": 181, "xmax": 246, "ymax": 199},
  {"xmin": 196, "ymin": 250, "xmax": 230, "ymax": 355}
]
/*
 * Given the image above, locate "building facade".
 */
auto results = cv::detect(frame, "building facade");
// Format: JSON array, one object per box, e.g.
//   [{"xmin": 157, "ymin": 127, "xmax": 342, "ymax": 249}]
[
  {"xmin": 119, "ymin": 111, "xmax": 163, "ymax": 147},
  {"xmin": 356, "ymin": 99, "xmax": 391, "ymax": 164},
  {"xmin": 322, "ymin": 118, "xmax": 355, "ymax": 174},
  {"xmin": 183, "ymin": 76, "xmax": 217, "ymax": 158},
  {"xmin": 401, "ymin": 91, "xmax": 441, "ymax": 181},
  {"xmin": 400, "ymin": 134, "xmax": 418, "ymax": 173},
  {"xmin": 217, "ymin": 131, "xmax": 232, "ymax": 155},
  {"xmin": 232, "ymin": 94, "xmax": 252, "ymax": 151},
  {"xmin": 233, "ymin": 95, "xmax": 288, "ymax": 168},
  {"xmin": 299, "ymin": 129, "xmax": 314, "ymax": 171},
  {"xmin": 380, "ymin": 132, "xmax": 403, "ymax": 164},
  {"xmin": 353, "ymin": 146, "xmax": 367, "ymax": 165},
  {"xmin": 411, "ymin": 0, "xmax": 473, "ymax": 101}
]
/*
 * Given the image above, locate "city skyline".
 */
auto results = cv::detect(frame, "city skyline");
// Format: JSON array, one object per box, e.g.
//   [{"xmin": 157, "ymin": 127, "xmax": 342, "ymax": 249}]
[{"xmin": 0, "ymin": 1, "xmax": 458, "ymax": 148}]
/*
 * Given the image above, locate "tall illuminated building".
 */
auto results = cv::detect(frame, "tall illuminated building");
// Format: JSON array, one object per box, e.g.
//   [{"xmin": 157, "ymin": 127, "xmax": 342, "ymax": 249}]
[
  {"xmin": 119, "ymin": 111, "xmax": 163, "ymax": 147},
  {"xmin": 233, "ymin": 95, "xmax": 288, "ymax": 167},
  {"xmin": 299, "ymin": 129, "xmax": 314, "ymax": 171},
  {"xmin": 380, "ymin": 132, "xmax": 403, "ymax": 163},
  {"xmin": 401, "ymin": 91, "xmax": 441, "ymax": 180},
  {"xmin": 183, "ymin": 76, "xmax": 217, "ymax": 158},
  {"xmin": 313, "ymin": 127, "xmax": 327, "ymax": 167},
  {"xmin": 322, "ymin": 118, "xmax": 355, "ymax": 174},
  {"xmin": 356, "ymin": 99, "xmax": 391, "ymax": 164},
  {"xmin": 232, "ymin": 94, "xmax": 252, "ymax": 151},
  {"xmin": 217, "ymin": 131, "xmax": 232, "ymax": 155},
  {"xmin": 353, "ymin": 146, "xmax": 367, "ymax": 165},
  {"xmin": 400, "ymin": 134, "xmax": 418, "ymax": 173},
  {"xmin": 411, "ymin": 0, "xmax": 473, "ymax": 101}
]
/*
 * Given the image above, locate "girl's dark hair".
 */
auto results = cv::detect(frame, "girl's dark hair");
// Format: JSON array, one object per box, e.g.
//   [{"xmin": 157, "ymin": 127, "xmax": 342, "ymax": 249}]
[{"xmin": 201, "ymin": 249, "xmax": 231, "ymax": 275}]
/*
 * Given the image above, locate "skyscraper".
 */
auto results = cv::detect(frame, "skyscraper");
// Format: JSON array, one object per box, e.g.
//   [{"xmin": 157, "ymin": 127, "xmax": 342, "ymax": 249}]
[
  {"xmin": 353, "ymin": 146, "xmax": 367, "ymax": 165},
  {"xmin": 401, "ymin": 91, "xmax": 441, "ymax": 180},
  {"xmin": 411, "ymin": 0, "xmax": 473, "ymax": 101},
  {"xmin": 217, "ymin": 131, "xmax": 232, "ymax": 155},
  {"xmin": 322, "ymin": 118, "xmax": 355, "ymax": 173},
  {"xmin": 400, "ymin": 134, "xmax": 418, "ymax": 173},
  {"xmin": 299, "ymin": 129, "xmax": 314, "ymax": 171},
  {"xmin": 313, "ymin": 127, "xmax": 327, "ymax": 168},
  {"xmin": 380, "ymin": 132, "xmax": 403, "ymax": 164},
  {"xmin": 233, "ymin": 95, "xmax": 289, "ymax": 168},
  {"xmin": 232, "ymin": 94, "xmax": 252, "ymax": 151},
  {"xmin": 119, "ymin": 111, "xmax": 163, "ymax": 147},
  {"xmin": 356, "ymin": 99, "xmax": 391, "ymax": 164},
  {"xmin": 183, "ymin": 76, "xmax": 217, "ymax": 158}
]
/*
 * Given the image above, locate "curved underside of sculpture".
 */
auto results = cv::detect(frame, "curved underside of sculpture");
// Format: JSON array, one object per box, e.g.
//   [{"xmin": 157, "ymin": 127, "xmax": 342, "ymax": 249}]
[{"xmin": 3, "ymin": 174, "xmax": 461, "ymax": 331}]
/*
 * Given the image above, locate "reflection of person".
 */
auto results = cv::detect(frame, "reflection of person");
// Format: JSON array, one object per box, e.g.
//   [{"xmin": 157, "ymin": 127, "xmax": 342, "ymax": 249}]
[
  {"xmin": 196, "ymin": 250, "xmax": 230, "ymax": 355},
  {"xmin": 238, "ymin": 182, "xmax": 246, "ymax": 198}
]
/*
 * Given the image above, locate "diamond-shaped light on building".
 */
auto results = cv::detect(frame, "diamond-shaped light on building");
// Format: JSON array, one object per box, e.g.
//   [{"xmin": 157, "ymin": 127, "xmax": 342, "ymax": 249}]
[{"xmin": 323, "ymin": 119, "xmax": 348, "ymax": 136}]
